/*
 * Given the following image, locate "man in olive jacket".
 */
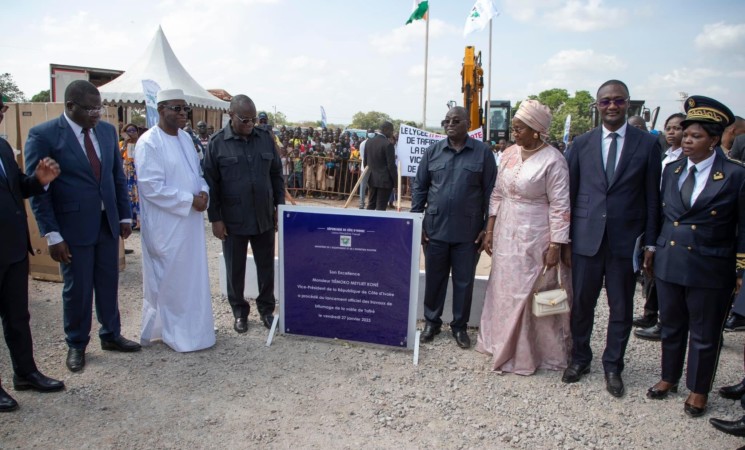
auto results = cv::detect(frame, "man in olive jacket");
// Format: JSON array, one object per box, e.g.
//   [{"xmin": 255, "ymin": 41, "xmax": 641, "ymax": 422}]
[{"xmin": 203, "ymin": 95, "xmax": 284, "ymax": 333}]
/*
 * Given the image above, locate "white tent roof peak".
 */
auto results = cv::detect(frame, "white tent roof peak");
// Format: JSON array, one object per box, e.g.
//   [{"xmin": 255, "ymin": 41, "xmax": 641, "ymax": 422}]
[{"xmin": 98, "ymin": 26, "xmax": 228, "ymax": 110}]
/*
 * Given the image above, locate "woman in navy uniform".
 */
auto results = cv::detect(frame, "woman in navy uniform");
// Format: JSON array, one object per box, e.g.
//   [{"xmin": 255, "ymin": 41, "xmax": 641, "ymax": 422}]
[{"xmin": 646, "ymin": 96, "xmax": 744, "ymax": 417}]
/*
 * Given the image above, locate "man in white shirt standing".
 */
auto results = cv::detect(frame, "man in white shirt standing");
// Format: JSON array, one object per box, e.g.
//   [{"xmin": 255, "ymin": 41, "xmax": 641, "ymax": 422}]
[{"xmin": 135, "ymin": 89, "xmax": 215, "ymax": 352}]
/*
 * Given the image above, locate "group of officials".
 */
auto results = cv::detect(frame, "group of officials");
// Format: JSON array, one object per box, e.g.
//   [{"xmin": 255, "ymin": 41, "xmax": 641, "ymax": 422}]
[
  {"xmin": 0, "ymin": 81, "xmax": 284, "ymax": 412},
  {"xmin": 2, "ymin": 78, "xmax": 745, "ymax": 442}
]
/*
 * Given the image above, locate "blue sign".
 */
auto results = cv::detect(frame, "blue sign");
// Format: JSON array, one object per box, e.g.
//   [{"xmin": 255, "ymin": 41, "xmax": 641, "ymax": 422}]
[{"xmin": 279, "ymin": 206, "xmax": 421, "ymax": 348}]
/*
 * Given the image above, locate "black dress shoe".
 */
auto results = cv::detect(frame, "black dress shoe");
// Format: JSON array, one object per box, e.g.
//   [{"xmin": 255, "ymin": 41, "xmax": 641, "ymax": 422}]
[
  {"xmin": 13, "ymin": 371, "xmax": 65, "ymax": 392},
  {"xmin": 66, "ymin": 348, "xmax": 85, "ymax": 372},
  {"xmin": 234, "ymin": 317, "xmax": 248, "ymax": 334},
  {"xmin": 685, "ymin": 394, "xmax": 708, "ymax": 418},
  {"xmin": 101, "ymin": 335, "xmax": 142, "ymax": 352},
  {"xmin": 725, "ymin": 313, "xmax": 745, "ymax": 332},
  {"xmin": 710, "ymin": 415, "xmax": 745, "ymax": 437},
  {"xmin": 0, "ymin": 386, "xmax": 18, "ymax": 412},
  {"xmin": 261, "ymin": 314, "xmax": 275, "ymax": 330},
  {"xmin": 634, "ymin": 323, "xmax": 662, "ymax": 341},
  {"xmin": 632, "ymin": 313, "xmax": 658, "ymax": 329},
  {"xmin": 419, "ymin": 323, "xmax": 441, "ymax": 343},
  {"xmin": 646, "ymin": 381, "xmax": 678, "ymax": 399},
  {"xmin": 719, "ymin": 379, "xmax": 745, "ymax": 400},
  {"xmin": 561, "ymin": 363, "xmax": 590, "ymax": 383},
  {"xmin": 605, "ymin": 372, "xmax": 625, "ymax": 398},
  {"xmin": 452, "ymin": 330, "xmax": 471, "ymax": 349}
]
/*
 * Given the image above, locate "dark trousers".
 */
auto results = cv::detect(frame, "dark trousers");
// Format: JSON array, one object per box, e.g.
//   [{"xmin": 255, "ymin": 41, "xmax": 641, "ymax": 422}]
[
  {"xmin": 0, "ymin": 256, "xmax": 37, "ymax": 376},
  {"xmin": 570, "ymin": 238, "xmax": 636, "ymax": 373},
  {"xmin": 641, "ymin": 272, "xmax": 658, "ymax": 316},
  {"xmin": 367, "ymin": 187, "xmax": 392, "ymax": 211},
  {"xmin": 60, "ymin": 214, "xmax": 121, "ymax": 349},
  {"xmin": 422, "ymin": 239, "xmax": 480, "ymax": 331},
  {"xmin": 656, "ymin": 278, "xmax": 731, "ymax": 394},
  {"xmin": 223, "ymin": 229, "xmax": 276, "ymax": 319}
]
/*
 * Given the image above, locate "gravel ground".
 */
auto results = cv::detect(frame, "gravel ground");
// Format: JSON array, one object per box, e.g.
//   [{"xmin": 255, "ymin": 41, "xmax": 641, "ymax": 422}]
[{"xmin": 2, "ymin": 197, "xmax": 745, "ymax": 449}]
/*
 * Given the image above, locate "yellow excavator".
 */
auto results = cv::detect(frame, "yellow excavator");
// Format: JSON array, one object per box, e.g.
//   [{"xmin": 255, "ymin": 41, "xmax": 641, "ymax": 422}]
[{"xmin": 461, "ymin": 46, "xmax": 484, "ymax": 133}]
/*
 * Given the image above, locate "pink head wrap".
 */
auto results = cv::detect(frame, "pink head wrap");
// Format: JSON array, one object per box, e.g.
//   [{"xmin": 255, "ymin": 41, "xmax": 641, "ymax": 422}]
[{"xmin": 514, "ymin": 99, "xmax": 552, "ymax": 140}]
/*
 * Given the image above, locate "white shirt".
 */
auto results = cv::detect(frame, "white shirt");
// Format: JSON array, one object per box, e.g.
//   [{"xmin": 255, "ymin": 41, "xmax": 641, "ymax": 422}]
[
  {"xmin": 661, "ymin": 147, "xmax": 683, "ymax": 169},
  {"xmin": 678, "ymin": 151, "xmax": 716, "ymax": 206},
  {"xmin": 601, "ymin": 123, "xmax": 627, "ymax": 170}
]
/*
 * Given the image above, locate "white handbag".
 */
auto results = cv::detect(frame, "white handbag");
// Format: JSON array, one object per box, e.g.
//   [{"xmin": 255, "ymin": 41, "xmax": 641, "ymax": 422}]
[{"xmin": 532, "ymin": 265, "xmax": 569, "ymax": 317}]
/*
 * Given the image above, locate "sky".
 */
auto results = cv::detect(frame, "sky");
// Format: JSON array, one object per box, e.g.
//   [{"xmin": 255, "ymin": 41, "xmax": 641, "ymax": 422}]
[{"xmin": 2, "ymin": 0, "xmax": 745, "ymax": 130}]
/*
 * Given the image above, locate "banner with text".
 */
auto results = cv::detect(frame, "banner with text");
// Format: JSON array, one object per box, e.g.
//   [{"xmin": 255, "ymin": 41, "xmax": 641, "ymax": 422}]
[
  {"xmin": 279, "ymin": 206, "xmax": 421, "ymax": 349},
  {"xmin": 396, "ymin": 124, "xmax": 483, "ymax": 177}
]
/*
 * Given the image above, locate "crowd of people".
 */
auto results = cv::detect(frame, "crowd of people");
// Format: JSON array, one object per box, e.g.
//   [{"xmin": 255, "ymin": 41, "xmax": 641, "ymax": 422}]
[{"xmin": 2, "ymin": 77, "xmax": 745, "ymax": 443}]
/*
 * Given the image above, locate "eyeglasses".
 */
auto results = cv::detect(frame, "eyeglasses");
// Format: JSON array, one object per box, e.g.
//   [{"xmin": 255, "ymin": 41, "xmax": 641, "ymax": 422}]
[
  {"xmin": 234, "ymin": 114, "xmax": 257, "ymax": 125},
  {"xmin": 441, "ymin": 118, "xmax": 463, "ymax": 127},
  {"xmin": 125, "ymin": 128, "xmax": 138, "ymax": 133},
  {"xmin": 596, "ymin": 98, "xmax": 629, "ymax": 108},
  {"xmin": 163, "ymin": 105, "xmax": 192, "ymax": 113},
  {"xmin": 73, "ymin": 102, "xmax": 105, "ymax": 116},
  {"xmin": 511, "ymin": 125, "xmax": 527, "ymax": 134}
]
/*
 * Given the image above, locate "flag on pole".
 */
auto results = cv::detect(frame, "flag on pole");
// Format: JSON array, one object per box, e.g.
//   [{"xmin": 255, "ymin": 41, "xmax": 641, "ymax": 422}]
[
  {"xmin": 463, "ymin": 0, "xmax": 499, "ymax": 36},
  {"xmin": 320, "ymin": 106, "xmax": 327, "ymax": 129},
  {"xmin": 141, "ymin": 79, "xmax": 161, "ymax": 128},
  {"xmin": 406, "ymin": 0, "xmax": 429, "ymax": 24},
  {"xmin": 563, "ymin": 114, "xmax": 572, "ymax": 145}
]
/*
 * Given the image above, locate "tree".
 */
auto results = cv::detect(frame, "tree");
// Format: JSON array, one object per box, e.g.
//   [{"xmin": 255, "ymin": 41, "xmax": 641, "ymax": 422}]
[
  {"xmin": 0, "ymin": 73, "xmax": 25, "ymax": 101},
  {"xmin": 350, "ymin": 111, "xmax": 393, "ymax": 130},
  {"xmin": 515, "ymin": 88, "xmax": 595, "ymax": 141},
  {"xmin": 30, "ymin": 90, "xmax": 50, "ymax": 102},
  {"xmin": 267, "ymin": 111, "xmax": 288, "ymax": 126}
]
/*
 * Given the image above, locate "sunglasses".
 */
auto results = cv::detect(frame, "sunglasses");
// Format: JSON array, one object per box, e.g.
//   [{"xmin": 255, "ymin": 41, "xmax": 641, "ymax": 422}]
[
  {"xmin": 234, "ymin": 114, "xmax": 257, "ymax": 125},
  {"xmin": 73, "ymin": 101, "xmax": 105, "ymax": 116},
  {"xmin": 163, "ymin": 105, "xmax": 192, "ymax": 113},
  {"xmin": 596, "ymin": 98, "xmax": 629, "ymax": 108},
  {"xmin": 441, "ymin": 118, "xmax": 463, "ymax": 127},
  {"xmin": 125, "ymin": 128, "xmax": 138, "ymax": 133}
]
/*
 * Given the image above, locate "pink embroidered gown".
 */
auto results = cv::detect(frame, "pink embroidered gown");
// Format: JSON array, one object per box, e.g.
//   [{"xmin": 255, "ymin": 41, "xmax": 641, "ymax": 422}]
[{"xmin": 476, "ymin": 145, "xmax": 572, "ymax": 375}]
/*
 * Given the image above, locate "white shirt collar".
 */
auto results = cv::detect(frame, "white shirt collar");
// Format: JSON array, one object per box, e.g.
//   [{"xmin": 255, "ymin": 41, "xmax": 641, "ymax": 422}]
[
  {"xmin": 63, "ymin": 111, "xmax": 85, "ymax": 136},
  {"xmin": 685, "ymin": 150, "xmax": 716, "ymax": 173},
  {"xmin": 602, "ymin": 122, "xmax": 627, "ymax": 139},
  {"xmin": 665, "ymin": 147, "xmax": 682, "ymax": 158}
]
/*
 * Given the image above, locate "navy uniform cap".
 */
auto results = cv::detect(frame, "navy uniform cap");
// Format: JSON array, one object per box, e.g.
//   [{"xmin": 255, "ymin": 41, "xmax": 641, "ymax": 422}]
[
  {"xmin": 258, "ymin": 112, "xmax": 268, "ymax": 119},
  {"xmin": 682, "ymin": 95, "xmax": 734, "ymax": 128}
]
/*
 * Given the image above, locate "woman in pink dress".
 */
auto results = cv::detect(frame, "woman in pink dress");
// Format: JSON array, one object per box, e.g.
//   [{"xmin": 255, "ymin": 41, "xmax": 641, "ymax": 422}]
[{"xmin": 476, "ymin": 100, "xmax": 572, "ymax": 375}]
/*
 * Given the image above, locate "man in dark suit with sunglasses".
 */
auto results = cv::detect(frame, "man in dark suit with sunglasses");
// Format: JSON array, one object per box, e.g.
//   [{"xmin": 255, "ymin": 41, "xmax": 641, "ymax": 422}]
[
  {"xmin": 203, "ymin": 95, "xmax": 284, "ymax": 334},
  {"xmin": 25, "ymin": 80, "xmax": 140, "ymax": 373},
  {"xmin": 562, "ymin": 80, "xmax": 662, "ymax": 397}
]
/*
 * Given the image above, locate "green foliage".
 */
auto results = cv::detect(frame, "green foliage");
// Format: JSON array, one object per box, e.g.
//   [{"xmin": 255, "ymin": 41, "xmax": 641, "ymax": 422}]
[
  {"xmin": 267, "ymin": 111, "xmax": 288, "ymax": 126},
  {"xmin": 30, "ymin": 89, "xmax": 51, "ymax": 102},
  {"xmin": 130, "ymin": 108, "xmax": 146, "ymax": 127},
  {"xmin": 350, "ymin": 111, "xmax": 393, "ymax": 130},
  {"xmin": 515, "ymin": 89, "xmax": 595, "ymax": 141},
  {"xmin": 0, "ymin": 73, "xmax": 26, "ymax": 101}
]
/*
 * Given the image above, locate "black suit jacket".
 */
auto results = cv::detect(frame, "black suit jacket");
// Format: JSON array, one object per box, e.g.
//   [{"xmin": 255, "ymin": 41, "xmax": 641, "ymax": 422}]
[
  {"xmin": 567, "ymin": 125, "xmax": 662, "ymax": 257},
  {"xmin": 363, "ymin": 134, "xmax": 397, "ymax": 189},
  {"xmin": 655, "ymin": 149, "xmax": 745, "ymax": 289},
  {"xmin": 0, "ymin": 138, "xmax": 44, "ymax": 265},
  {"xmin": 730, "ymin": 134, "xmax": 745, "ymax": 162}
]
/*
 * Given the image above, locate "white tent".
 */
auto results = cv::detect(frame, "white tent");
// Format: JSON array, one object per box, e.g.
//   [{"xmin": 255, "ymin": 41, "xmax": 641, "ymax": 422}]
[{"xmin": 98, "ymin": 26, "xmax": 228, "ymax": 110}]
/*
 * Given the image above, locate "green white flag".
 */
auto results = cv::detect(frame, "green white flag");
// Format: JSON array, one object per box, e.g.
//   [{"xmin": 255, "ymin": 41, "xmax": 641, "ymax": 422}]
[
  {"xmin": 406, "ymin": 0, "xmax": 429, "ymax": 25},
  {"xmin": 464, "ymin": 0, "xmax": 499, "ymax": 36}
]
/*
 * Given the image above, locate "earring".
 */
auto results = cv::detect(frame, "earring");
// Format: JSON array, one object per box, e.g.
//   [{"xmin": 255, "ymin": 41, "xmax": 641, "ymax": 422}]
[
  {"xmin": 533, "ymin": 132, "xmax": 539, "ymax": 139},
  {"xmin": 709, "ymin": 146, "xmax": 714, "ymax": 151}
]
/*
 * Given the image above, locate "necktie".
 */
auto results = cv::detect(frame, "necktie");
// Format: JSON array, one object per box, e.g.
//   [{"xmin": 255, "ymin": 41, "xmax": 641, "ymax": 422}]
[
  {"xmin": 0, "ymin": 160, "xmax": 7, "ymax": 187},
  {"xmin": 83, "ymin": 128, "xmax": 101, "ymax": 182},
  {"xmin": 606, "ymin": 132, "xmax": 618, "ymax": 184},
  {"xmin": 680, "ymin": 166, "xmax": 697, "ymax": 209}
]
